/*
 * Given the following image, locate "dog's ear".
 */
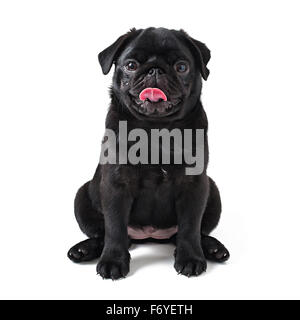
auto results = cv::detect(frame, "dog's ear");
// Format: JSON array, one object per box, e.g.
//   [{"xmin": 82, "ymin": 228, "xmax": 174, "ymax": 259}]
[
  {"xmin": 98, "ymin": 28, "xmax": 138, "ymax": 75},
  {"xmin": 179, "ymin": 29, "xmax": 211, "ymax": 80}
]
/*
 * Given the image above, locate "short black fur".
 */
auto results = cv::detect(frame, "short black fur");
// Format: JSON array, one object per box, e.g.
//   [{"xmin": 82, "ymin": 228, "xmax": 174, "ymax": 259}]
[{"xmin": 68, "ymin": 27, "xmax": 230, "ymax": 279}]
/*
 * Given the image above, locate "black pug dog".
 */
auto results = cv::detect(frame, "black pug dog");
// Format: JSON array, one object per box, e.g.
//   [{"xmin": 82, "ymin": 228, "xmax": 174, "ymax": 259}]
[{"xmin": 68, "ymin": 27, "xmax": 230, "ymax": 279}]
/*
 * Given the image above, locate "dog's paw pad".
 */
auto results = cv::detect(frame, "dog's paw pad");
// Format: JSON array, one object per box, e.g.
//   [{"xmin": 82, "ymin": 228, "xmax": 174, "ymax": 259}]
[
  {"xmin": 68, "ymin": 239, "xmax": 102, "ymax": 263},
  {"xmin": 68, "ymin": 247, "xmax": 87, "ymax": 262},
  {"xmin": 208, "ymin": 247, "xmax": 229, "ymax": 261},
  {"xmin": 202, "ymin": 236, "xmax": 230, "ymax": 262}
]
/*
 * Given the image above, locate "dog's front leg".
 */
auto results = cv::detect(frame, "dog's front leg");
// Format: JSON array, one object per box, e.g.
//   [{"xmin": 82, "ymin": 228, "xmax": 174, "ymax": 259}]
[
  {"xmin": 96, "ymin": 174, "xmax": 133, "ymax": 280},
  {"xmin": 174, "ymin": 174, "xmax": 209, "ymax": 277}
]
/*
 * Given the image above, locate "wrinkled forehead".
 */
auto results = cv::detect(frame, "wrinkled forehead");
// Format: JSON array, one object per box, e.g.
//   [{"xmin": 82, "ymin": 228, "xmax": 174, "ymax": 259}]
[{"xmin": 119, "ymin": 28, "xmax": 193, "ymax": 64}]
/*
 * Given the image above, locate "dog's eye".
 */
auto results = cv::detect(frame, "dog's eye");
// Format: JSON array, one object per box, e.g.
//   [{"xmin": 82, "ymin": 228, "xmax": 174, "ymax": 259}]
[
  {"xmin": 175, "ymin": 61, "xmax": 188, "ymax": 73},
  {"xmin": 126, "ymin": 61, "xmax": 138, "ymax": 71}
]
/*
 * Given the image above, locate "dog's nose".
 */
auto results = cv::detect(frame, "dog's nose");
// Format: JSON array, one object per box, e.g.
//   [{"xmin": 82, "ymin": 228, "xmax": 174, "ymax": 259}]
[{"xmin": 148, "ymin": 68, "xmax": 164, "ymax": 76}]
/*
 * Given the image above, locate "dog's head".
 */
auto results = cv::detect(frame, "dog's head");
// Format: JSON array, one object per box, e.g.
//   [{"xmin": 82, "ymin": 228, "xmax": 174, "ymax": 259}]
[{"xmin": 98, "ymin": 27, "xmax": 210, "ymax": 121}]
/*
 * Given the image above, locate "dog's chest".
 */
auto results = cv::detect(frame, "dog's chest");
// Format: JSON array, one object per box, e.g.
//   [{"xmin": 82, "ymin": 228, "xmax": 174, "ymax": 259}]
[{"xmin": 129, "ymin": 166, "xmax": 180, "ymax": 228}]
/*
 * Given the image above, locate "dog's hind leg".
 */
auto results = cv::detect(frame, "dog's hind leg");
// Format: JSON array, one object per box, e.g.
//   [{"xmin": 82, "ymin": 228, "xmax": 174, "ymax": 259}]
[
  {"xmin": 202, "ymin": 235, "xmax": 229, "ymax": 262},
  {"xmin": 68, "ymin": 238, "xmax": 103, "ymax": 262},
  {"xmin": 68, "ymin": 179, "xmax": 105, "ymax": 263},
  {"xmin": 201, "ymin": 177, "xmax": 230, "ymax": 262}
]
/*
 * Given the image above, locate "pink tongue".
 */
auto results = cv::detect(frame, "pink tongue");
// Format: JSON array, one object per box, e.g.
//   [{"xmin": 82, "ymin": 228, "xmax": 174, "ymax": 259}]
[{"xmin": 139, "ymin": 88, "xmax": 167, "ymax": 102}]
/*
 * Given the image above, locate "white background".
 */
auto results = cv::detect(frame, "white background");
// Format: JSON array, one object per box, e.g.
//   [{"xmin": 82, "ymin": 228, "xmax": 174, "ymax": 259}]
[{"xmin": 0, "ymin": 0, "xmax": 300, "ymax": 300}]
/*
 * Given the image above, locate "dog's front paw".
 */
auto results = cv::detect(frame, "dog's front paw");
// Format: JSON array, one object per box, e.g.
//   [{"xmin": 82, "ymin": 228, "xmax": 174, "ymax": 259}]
[
  {"xmin": 97, "ymin": 251, "xmax": 130, "ymax": 280},
  {"xmin": 174, "ymin": 250, "xmax": 207, "ymax": 277}
]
